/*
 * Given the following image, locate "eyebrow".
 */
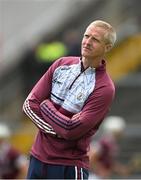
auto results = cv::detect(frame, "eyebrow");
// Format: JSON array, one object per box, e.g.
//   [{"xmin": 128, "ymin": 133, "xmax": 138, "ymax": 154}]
[{"xmin": 84, "ymin": 33, "xmax": 101, "ymax": 42}]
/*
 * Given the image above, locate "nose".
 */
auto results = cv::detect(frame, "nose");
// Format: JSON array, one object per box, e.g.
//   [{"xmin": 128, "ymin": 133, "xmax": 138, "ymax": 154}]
[{"xmin": 85, "ymin": 37, "xmax": 92, "ymax": 45}]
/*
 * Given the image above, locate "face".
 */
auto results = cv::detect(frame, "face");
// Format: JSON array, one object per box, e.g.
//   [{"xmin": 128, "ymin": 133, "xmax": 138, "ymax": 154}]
[{"xmin": 81, "ymin": 24, "xmax": 110, "ymax": 60}]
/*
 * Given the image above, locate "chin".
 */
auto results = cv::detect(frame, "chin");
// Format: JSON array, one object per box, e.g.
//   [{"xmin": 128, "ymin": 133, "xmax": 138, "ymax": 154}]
[
  {"xmin": 82, "ymin": 51, "xmax": 88, "ymax": 57},
  {"xmin": 82, "ymin": 53, "xmax": 91, "ymax": 59}
]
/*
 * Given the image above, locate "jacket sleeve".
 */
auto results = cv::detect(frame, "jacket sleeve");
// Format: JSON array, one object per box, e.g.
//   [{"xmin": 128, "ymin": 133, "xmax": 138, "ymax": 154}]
[
  {"xmin": 23, "ymin": 59, "xmax": 61, "ymax": 135},
  {"xmin": 40, "ymin": 85, "xmax": 115, "ymax": 140}
]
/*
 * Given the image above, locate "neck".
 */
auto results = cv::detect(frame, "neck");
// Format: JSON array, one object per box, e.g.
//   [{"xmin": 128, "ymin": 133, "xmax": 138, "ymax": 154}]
[{"xmin": 82, "ymin": 56, "xmax": 102, "ymax": 69}]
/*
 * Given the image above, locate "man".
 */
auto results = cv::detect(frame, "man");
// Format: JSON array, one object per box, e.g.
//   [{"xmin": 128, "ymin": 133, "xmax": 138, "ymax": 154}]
[
  {"xmin": 23, "ymin": 20, "xmax": 116, "ymax": 179},
  {"xmin": 88, "ymin": 116, "xmax": 128, "ymax": 179},
  {"xmin": 0, "ymin": 123, "xmax": 28, "ymax": 179}
]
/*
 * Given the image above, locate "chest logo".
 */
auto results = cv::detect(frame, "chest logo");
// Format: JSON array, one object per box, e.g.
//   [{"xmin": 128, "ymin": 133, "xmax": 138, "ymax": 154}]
[{"xmin": 76, "ymin": 92, "xmax": 84, "ymax": 101}]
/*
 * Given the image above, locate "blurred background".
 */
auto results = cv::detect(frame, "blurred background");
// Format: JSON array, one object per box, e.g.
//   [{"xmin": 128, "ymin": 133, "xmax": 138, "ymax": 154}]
[{"xmin": 0, "ymin": 0, "xmax": 141, "ymax": 178}]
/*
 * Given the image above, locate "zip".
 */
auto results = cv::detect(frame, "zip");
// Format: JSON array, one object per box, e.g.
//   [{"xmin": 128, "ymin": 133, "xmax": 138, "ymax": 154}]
[{"xmin": 69, "ymin": 61, "xmax": 88, "ymax": 90}]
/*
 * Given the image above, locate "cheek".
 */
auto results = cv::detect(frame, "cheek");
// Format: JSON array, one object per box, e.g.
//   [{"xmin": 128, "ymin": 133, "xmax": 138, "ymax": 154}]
[
  {"xmin": 95, "ymin": 44, "xmax": 105, "ymax": 51},
  {"xmin": 81, "ymin": 39, "xmax": 85, "ymax": 46}
]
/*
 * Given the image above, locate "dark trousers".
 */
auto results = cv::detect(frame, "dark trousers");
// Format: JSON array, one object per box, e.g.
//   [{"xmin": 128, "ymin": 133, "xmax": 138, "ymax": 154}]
[{"xmin": 27, "ymin": 155, "xmax": 89, "ymax": 179}]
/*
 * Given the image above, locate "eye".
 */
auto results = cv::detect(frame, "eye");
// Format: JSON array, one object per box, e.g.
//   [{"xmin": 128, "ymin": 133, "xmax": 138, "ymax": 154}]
[
  {"xmin": 92, "ymin": 37, "xmax": 101, "ymax": 43},
  {"xmin": 84, "ymin": 34, "xmax": 89, "ymax": 38},
  {"xmin": 92, "ymin": 37, "xmax": 98, "ymax": 41}
]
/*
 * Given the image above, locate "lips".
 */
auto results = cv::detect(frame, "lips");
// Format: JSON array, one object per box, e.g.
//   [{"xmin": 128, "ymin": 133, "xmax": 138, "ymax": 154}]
[{"xmin": 82, "ymin": 47, "xmax": 91, "ymax": 51}]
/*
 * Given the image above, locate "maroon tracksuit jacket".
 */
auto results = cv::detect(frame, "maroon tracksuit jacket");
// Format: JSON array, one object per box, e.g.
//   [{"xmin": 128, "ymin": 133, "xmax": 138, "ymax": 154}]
[{"xmin": 23, "ymin": 56, "xmax": 115, "ymax": 169}]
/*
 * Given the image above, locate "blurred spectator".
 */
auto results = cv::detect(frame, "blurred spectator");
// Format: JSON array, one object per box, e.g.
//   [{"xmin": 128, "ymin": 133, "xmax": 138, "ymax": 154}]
[
  {"xmin": 88, "ymin": 116, "xmax": 130, "ymax": 179},
  {"xmin": 0, "ymin": 123, "xmax": 28, "ymax": 179}
]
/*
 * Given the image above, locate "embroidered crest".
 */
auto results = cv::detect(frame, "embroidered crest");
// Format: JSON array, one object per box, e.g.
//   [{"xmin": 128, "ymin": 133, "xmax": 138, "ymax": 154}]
[{"xmin": 77, "ymin": 92, "xmax": 84, "ymax": 101}]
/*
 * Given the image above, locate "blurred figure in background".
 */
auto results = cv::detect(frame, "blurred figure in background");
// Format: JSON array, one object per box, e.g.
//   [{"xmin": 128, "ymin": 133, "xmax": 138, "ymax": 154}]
[
  {"xmin": 88, "ymin": 116, "xmax": 130, "ymax": 179},
  {"xmin": 0, "ymin": 123, "xmax": 28, "ymax": 179}
]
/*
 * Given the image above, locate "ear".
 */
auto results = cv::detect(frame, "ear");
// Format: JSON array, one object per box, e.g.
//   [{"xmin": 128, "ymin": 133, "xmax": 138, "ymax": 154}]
[{"xmin": 105, "ymin": 43, "xmax": 112, "ymax": 53}]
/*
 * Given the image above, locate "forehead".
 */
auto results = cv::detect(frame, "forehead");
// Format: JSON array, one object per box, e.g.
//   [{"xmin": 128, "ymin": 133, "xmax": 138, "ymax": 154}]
[{"xmin": 85, "ymin": 25, "xmax": 106, "ymax": 39}]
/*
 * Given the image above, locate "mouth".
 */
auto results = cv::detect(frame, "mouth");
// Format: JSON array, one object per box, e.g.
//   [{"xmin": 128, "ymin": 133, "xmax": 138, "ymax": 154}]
[{"xmin": 82, "ymin": 46, "xmax": 91, "ymax": 51}]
